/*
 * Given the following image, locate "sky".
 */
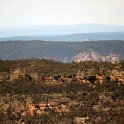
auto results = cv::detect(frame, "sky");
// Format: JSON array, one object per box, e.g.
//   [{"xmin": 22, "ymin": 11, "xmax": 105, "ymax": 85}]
[{"xmin": 0, "ymin": 0, "xmax": 124, "ymax": 27}]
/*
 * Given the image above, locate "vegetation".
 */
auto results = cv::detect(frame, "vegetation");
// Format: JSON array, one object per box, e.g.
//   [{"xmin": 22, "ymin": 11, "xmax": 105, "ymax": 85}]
[
  {"xmin": 0, "ymin": 59, "xmax": 124, "ymax": 123},
  {"xmin": 0, "ymin": 40, "xmax": 124, "ymax": 60}
]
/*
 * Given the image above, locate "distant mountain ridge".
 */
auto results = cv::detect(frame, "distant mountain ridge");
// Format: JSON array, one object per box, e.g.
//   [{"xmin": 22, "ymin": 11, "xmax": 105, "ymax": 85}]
[
  {"xmin": 0, "ymin": 41, "xmax": 123, "ymax": 61},
  {"xmin": 1, "ymin": 32, "xmax": 124, "ymax": 41},
  {"xmin": 0, "ymin": 23, "xmax": 124, "ymax": 39}
]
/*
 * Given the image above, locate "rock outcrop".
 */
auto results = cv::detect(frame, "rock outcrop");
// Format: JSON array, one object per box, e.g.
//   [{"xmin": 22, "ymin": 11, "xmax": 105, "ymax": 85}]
[{"xmin": 72, "ymin": 49, "xmax": 119, "ymax": 63}]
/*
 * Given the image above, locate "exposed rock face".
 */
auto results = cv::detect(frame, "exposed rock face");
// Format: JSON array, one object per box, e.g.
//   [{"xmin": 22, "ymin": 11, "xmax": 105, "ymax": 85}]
[
  {"xmin": 105, "ymin": 53, "xmax": 120, "ymax": 64},
  {"xmin": 10, "ymin": 68, "xmax": 24, "ymax": 81},
  {"xmin": 9, "ymin": 67, "xmax": 39, "ymax": 81},
  {"xmin": 73, "ymin": 49, "xmax": 102, "ymax": 62},
  {"xmin": 111, "ymin": 67, "xmax": 124, "ymax": 84},
  {"xmin": 74, "ymin": 116, "xmax": 89, "ymax": 124},
  {"xmin": 72, "ymin": 49, "xmax": 119, "ymax": 63}
]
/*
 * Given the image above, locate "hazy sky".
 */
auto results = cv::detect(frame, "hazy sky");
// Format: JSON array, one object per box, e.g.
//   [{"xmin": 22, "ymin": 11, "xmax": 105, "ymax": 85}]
[{"xmin": 0, "ymin": 0, "xmax": 124, "ymax": 27}]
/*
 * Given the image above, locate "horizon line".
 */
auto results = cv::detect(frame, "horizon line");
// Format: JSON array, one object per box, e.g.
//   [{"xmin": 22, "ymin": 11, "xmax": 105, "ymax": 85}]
[{"xmin": 0, "ymin": 23, "xmax": 124, "ymax": 28}]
